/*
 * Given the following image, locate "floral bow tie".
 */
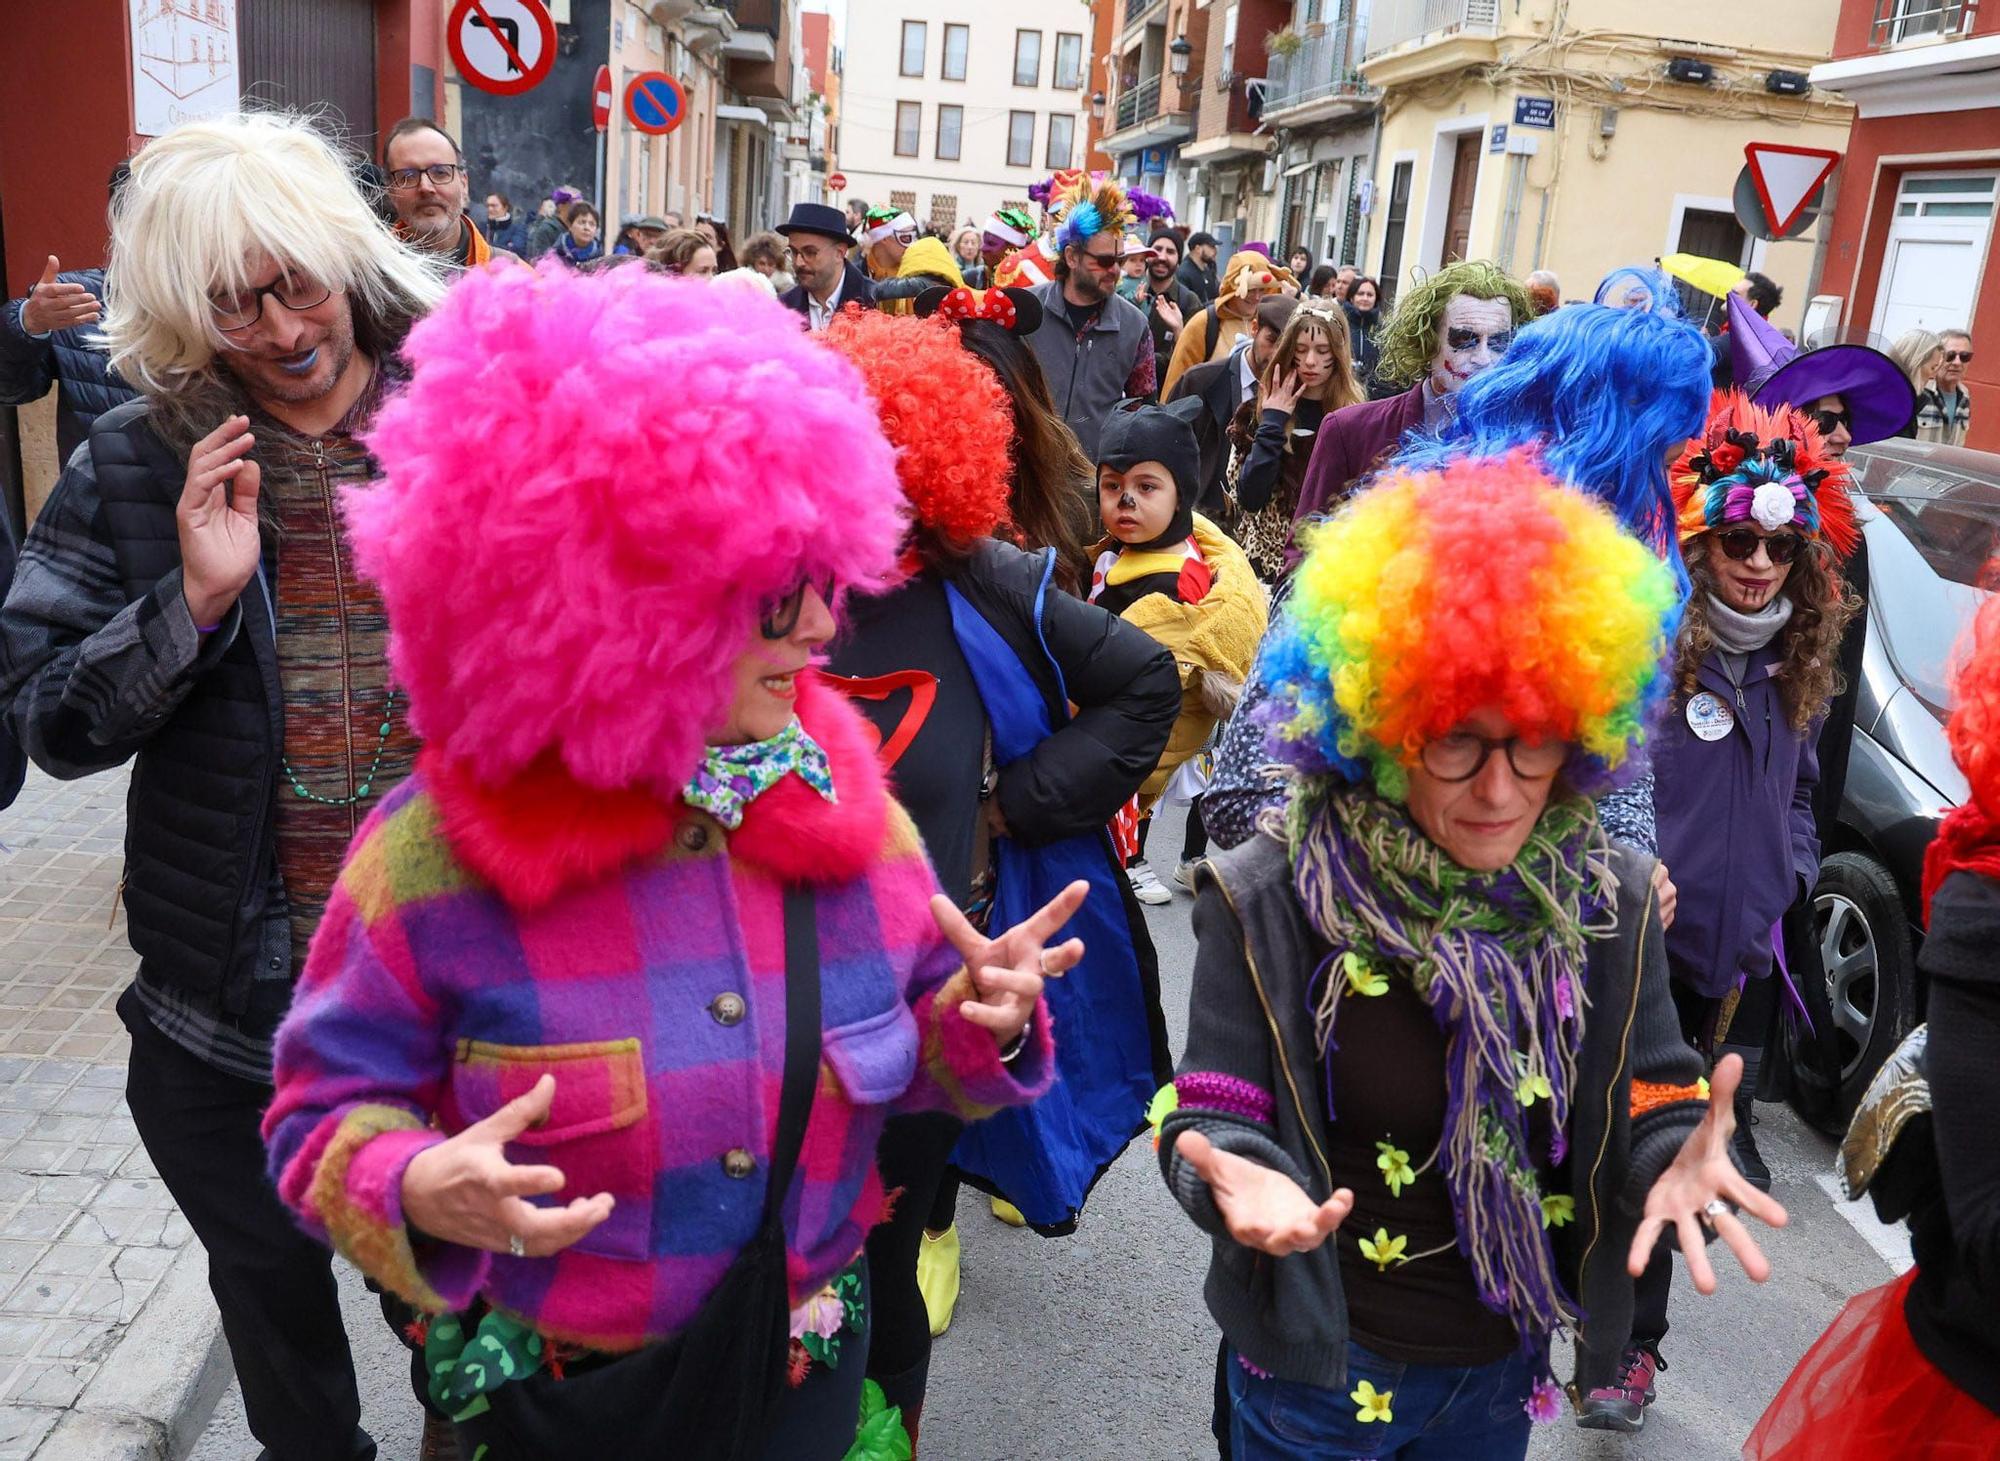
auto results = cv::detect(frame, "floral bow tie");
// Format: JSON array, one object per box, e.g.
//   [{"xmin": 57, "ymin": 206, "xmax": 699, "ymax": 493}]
[{"xmin": 684, "ymin": 719, "xmax": 836, "ymax": 830}]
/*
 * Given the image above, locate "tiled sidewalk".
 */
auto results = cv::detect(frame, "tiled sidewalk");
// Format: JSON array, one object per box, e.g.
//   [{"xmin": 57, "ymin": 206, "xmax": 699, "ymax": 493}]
[{"xmin": 0, "ymin": 768, "xmax": 204, "ymax": 1458}]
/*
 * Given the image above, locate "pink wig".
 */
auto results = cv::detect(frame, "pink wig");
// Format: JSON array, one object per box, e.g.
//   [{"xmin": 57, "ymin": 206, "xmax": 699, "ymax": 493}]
[{"xmin": 347, "ymin": 261, "xmax": 907, "ymax": 795}]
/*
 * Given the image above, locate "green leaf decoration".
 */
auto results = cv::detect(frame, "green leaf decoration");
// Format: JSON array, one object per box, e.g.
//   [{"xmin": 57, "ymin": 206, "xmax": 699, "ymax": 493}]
[{"xmin": 845, "ymin": 1380, "xmax": 914, "ymax": 1461}]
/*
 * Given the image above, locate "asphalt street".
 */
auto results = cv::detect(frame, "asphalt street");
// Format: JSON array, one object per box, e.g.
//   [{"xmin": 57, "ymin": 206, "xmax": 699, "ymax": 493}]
[{"xmin": 191, "ymin": 800, "xmax": 1898, "ymax": 1460}]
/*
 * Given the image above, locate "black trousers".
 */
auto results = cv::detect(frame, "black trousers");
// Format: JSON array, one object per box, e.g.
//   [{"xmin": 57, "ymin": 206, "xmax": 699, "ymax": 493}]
[
  {"xmin": 865, "ymin": 1112, "xmax": 963, "ymax": 1419},
  {"xmin": 119, "ymin": 989, "xmax": 374, "ymax": 1461}
]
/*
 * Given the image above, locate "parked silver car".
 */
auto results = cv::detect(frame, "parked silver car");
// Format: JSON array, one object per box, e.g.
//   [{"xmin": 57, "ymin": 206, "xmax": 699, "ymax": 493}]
[{"xmin": 1781, "ymin": 439, "xmax": 1998, "ymax": 1124}]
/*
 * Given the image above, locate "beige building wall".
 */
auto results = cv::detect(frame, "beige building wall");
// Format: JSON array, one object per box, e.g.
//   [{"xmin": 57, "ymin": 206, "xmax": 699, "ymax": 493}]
[
  {"xmin": 1360, "ymin": 0, "xmax": 1850, "ymax": 309},
  {"xmin": 606, "ymin": 11, "xmax": 723, "ymax": 224}
]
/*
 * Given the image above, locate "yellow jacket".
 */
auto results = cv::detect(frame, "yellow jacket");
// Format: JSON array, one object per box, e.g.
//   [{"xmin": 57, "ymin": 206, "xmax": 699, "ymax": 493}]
[
  {"xmin": 876, "ymin": 238, "xmax": 966, "ymax": 317},
  {"xmin": 1098, "ymin": 515, "xmax": 1270, "ymax": 805}
]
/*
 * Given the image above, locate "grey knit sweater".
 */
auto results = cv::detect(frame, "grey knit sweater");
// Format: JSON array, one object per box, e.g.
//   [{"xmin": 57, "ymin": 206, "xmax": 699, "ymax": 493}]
[{"xmin": 1159, "ymin": 830, "xmax": 1708, "ymax": 1395}]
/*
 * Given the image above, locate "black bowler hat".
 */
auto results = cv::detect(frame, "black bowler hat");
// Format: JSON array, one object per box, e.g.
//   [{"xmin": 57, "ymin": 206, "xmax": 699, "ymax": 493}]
[{"xmin": 775, "ymin": 202, "xmax": 854, "ymax": 246}]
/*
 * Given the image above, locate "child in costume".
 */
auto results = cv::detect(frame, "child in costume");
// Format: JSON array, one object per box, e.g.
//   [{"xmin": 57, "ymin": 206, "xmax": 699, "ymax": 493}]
[
  {"xmin": 1584, "ymin": 392, "xmax": 1860, "ymax": 1432},
  {"xmin": 816, "ymin": 304, "xmax": 1178, "ymax": 1442},
  {"xmin": 260, "ymin": 263, "xmax": 1082, "ymax": 1461},
  {"xmin": 1160, "ymin": 453, "xmax": 1786, "ymax": 1460},
  {"xmin": 1747, "ymin": 595, "xmax": 2000, "ymax": 1460},
  {"xmin": 1090, "ymin": 397, "xmax": 1269, "ymax": 900}
]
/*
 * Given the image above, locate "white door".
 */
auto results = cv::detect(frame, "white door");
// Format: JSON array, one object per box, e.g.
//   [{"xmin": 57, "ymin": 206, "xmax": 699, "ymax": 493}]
[{"xmin": 1873, "ymin": 172, "xmax": 1994, "ymax": 339}]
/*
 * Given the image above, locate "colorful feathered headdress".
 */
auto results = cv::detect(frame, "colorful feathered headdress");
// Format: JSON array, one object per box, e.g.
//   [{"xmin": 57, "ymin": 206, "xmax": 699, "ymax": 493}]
[
  {"xmin": 1259, "ymin": 450, "xmax": 1679, "ymax": 799},
  {"xmin": 1052, "ymin": 175, "xmax": 1137, "ymax": 253},
  {"xmin": 1671, "ymin": 391, "xmax": 1857, "ymax": 558}
]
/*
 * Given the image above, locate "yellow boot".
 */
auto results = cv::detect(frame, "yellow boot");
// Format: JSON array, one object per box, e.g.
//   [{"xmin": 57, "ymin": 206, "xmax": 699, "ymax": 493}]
[
  {"xmin": 917, "ymin": 1225, "xmax": 961, "ymax": 1337},
  {"xmin": 989, "ymin": 1197, "xmax": 1027, "ymax": 1228}
]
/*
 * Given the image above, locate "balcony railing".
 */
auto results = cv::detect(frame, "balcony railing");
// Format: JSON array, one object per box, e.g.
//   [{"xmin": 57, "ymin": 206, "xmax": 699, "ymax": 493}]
[
  {"xmin": 1264, "ymin": 26, "xmax": 1371, "ymax": 113},
  {"xmin": 1870, "ymin": 0, "xmax": 1979, "ymax": 44},
  {"xmin": 1363, "ymin": 0, "xmax": 1498, "ymax": 59},
  {"xmin": 1115, "ymin": 74, "xmax": 1162, "ymax": 131}
]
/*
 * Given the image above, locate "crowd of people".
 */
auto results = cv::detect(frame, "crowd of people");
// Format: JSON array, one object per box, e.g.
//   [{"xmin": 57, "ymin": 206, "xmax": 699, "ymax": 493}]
[{"xmin": 0, "ymin": 107, "xmax": 1993, "ymax": 1461}]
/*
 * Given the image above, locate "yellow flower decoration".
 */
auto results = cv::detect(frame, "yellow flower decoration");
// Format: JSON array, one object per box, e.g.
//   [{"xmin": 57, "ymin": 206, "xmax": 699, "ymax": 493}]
[
  {"xmin": 1516, "ymin": 1071, "xmax": 1554, "ymax": 1108},
  {"xmin": 1375, "ymin": 1140, "xmax": 1414, "ymax": 1197},
  {"xmin": 1698, "ymin": 1075, "xmax": 1711, "ymax": 1101},
  {"xmin": 1541, "ymin": 1194, "xmax": 1575, "ymax": 1229},
  {"xmin": 1343, "ymin": 951, "xmax": 1388, "ymax": 998},
  {"xmin": 1350, "ymin": 1379, "xmax": 1394, "ymax": 1424},
  {"xmin": 1358, "ymin": 1228, "xmax": 1408, "ymax": 1271}
]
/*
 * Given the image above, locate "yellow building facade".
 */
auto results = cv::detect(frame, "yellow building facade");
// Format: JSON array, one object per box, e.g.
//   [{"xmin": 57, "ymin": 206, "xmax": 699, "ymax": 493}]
[{"xmin": 1357, "ymin": 0, "xmax": 1852, "ymax": 310}]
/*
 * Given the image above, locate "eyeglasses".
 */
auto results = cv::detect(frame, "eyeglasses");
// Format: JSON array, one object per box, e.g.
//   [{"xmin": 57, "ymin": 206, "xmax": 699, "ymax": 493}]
[
  {"xmin": 385, "ymin": 163, "xmax": 467, "ymax": 190},
  {"xmin": 1811, "ymin": 408, "xmax": 1852, "ymax": 436},
  {"xmin": 786, "ymin": 243, "xmax": 833, "ymax": 264},
  {"xmin": 759, "ymin": 577, "xmax": 836, "ymax": 640},
  {"xmin": 1944, "ymin": 350, "xmax": 1974, "ymax": 364},
  {"xmin": 212, "ymin": 276, "xmax": 335, "ymax": 333},
  {"xmin": 1714, "ymin": 528, "xmax": 1803, "ymax": 565},
  {"xmin": 1419, "ymin": 733, "xmax": 1568, "ymax": 783}
]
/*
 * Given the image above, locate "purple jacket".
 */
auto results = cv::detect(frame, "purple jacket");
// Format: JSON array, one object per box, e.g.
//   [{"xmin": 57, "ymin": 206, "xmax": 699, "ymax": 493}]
[
  {"xmin": 1286, "ymin": 382, "xmax": 1426, "ymax": 566},
  {"xmin": 1652, "ymin": 645, "xmax": 1820, "ymax": 998}
]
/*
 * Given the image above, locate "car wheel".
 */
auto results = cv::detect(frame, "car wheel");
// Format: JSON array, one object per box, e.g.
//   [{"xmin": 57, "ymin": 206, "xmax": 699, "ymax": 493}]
[{"xmin": 1814, "ymin": 851, "xmax": 1917, "ymax": 1118}]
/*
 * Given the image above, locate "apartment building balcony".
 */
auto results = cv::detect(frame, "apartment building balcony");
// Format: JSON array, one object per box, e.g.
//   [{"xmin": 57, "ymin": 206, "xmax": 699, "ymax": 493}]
[
  {"xmin": 1121, "ymin": 0, "xmax": 1169, "ymax": 48},
  {"xmin": 1099, "ymin": 73, "xmax": 1195, "ymax": 151},
  {"xmin": 1261, "ymin": 25, "xmax": 1373, "ymax": 127},
  {"xmin": 1360, "ymin": 0, "xmax": 1501, "ymax": 85},
  {"xmin": 727, "ymin": 0, "xmax": 795, "ymax": 118}
]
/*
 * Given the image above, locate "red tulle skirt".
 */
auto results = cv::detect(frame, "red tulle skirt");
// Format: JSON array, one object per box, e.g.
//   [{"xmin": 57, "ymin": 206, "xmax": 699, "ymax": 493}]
[{"xmin": 1745, "ymin": 1269, "xmax": 2000, "ymax": 1459}]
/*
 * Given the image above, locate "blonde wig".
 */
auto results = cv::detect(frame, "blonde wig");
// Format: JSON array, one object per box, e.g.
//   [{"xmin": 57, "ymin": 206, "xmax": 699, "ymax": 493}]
[{"xmin": 101, "ymin": 111, "xmax": 446, "ymax": 396}]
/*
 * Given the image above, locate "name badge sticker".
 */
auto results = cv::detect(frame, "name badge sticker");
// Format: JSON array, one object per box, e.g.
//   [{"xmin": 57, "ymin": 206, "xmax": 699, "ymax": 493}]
[{"xmin": 1686, "ymin": 691, "xmax": 1734, "ymax": 742}]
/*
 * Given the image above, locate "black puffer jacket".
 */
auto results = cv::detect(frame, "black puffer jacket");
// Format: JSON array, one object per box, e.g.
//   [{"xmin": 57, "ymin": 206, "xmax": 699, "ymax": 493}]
[
  {"xmin": 0, "ymin": 511, "xmax": 22, "ymax": 810},
  {"xmin": 0, "ymin": 268, "xmax": 139, "ymax": 462}
]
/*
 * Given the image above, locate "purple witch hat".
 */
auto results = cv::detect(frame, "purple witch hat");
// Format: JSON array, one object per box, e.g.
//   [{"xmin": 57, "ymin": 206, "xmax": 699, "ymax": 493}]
[{"xmin": 1726, "ymin": 291, "xmax": 1917, "ymax": 445}]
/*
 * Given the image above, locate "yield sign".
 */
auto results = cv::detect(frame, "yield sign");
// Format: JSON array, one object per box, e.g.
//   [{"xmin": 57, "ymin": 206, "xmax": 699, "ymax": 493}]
[
  {"xmin": 447, "ymin": 0, "xmax": 556, "ymax": 97},
  {"xmin": 592, "ymin": 64, "xmax": 613, "ymax": 132},
  {"xmin": 1743, "ymin": 143, "xmax": 1840, "ymax": 237}
]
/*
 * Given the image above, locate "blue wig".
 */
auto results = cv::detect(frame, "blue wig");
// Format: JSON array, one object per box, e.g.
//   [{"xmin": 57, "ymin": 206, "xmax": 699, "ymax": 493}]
[{"xmin": 1392, "ymin": 303, "xmax": 1713, "ymax": 584}]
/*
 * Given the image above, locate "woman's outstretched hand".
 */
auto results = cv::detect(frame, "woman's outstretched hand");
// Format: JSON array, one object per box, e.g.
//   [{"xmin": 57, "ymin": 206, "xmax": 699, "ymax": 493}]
[
  {"xmin": 402, "ymin": 1075, "xmax": 615, "ymax": 1256},
  {"xmin": 1628, "ymin": 1053, "xmax": 1788, "ymax": 1291},
  {"xmin": 1175, "ymin": 1129, "xmax": 1354, "ymax": 1256},
  {"xmin": 929, "ymin": 879, "xmax": 1088, "ymax": 1049}
]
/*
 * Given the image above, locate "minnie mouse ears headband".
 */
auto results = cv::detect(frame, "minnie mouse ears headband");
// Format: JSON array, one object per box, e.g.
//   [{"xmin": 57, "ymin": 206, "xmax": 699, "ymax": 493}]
[{"xmin": 913, "ymin": 284, "xmax": 1045, "ymax": 336}]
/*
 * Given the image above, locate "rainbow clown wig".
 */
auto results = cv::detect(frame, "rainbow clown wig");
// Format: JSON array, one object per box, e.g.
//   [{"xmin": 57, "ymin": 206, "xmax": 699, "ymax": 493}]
[
  {"xmin": 820, "ymin": 310, "xmax": 1015, "ymax": 555},
  {"xmin": 1671, "ymin": 391, "xmax": 1858, "ymax": 558},
  {"xmin": 349, "ymin": 260, "xmax": 907, "ymax": 797},
  {"xmin": 1259, "ymin": 451, "xmax": 1679, "ymax": 799}
]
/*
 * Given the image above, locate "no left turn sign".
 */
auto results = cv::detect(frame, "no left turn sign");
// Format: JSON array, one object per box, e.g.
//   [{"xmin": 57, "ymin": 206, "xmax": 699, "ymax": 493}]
[{"xmin": 448, "ymin": 0, "xmax": 556, "ymax": 97}]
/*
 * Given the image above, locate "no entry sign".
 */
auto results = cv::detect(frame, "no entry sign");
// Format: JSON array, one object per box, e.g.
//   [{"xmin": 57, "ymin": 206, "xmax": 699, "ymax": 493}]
[
  {"xmin": 592, "ymin": 64, "xmax": 613, "ymax": 132},
  {"xmin": 625, "ymin": 71, "xmax": 687, "ymax": 135},
  {"xmin": 828, "ymin": 171, "xmax": 848, "ymax": 193},
  {"xmin": 448, "ymin": 0, "xmax": 555, "ymax": 97}
]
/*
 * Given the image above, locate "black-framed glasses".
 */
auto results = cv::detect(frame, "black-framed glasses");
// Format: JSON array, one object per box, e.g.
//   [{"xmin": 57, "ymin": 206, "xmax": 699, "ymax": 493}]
[
  {"xmin": 385, "ymin": 163, "xmax": 467, "ymax": 190},
  {"xmin": 212, "ymin": 276, "xmax": 335, "ymax": 333},
  {"xmin": 1419, "ymin": 733, "xmax": 1568, "ymax": 783},
  {"xmin": 1812, "ymin": 408, "xmax": 1852, "ymax": 436},
  {"xmin": 759, "ymin": 576, "xmax": 836, "ymax": 639},
  {"xmin": 1715, "ymin": 528, "xmax": 1803, "ymax": 565},
  {"xmin": 1944, "ymin": 350, "xmax": 1974, "ymax": 364}
]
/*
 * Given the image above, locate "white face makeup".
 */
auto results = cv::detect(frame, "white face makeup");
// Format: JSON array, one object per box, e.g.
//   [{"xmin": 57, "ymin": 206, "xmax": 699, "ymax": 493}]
[{"xmin": 1430, "ymin": 294, "xmax": 1516, "ymax": 396}]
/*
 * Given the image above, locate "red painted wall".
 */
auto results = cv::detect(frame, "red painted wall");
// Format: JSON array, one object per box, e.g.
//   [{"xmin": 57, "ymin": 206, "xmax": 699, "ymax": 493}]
[
  {"xmin": 1832, "ymin": 0, "xmax": 2000, "ymax": 61},
  {"xmin": 1818, "ymin": 108, "xmax": 2000, "ymax": 450},
  {"xmin": 0, "ymin": 0, "xmax": 139, "ymax": 295}
]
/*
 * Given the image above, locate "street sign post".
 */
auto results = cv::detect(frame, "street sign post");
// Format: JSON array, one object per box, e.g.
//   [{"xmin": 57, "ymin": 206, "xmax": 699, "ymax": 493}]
[
  {"xmin": 592, "ymin": 64, "xmax": 613, "ymax": 133},
  {"xmin": 1733, "ymin": 164, "xmax": 1822, "ymax": 243},
  {"xmin": 1742, "ymin": 142, "xmax": 1841, "ymax": 237},
  {"xmin": 625, "ymin": 71, "xmax": 687, "ymax": 135},
  {"xmin": 828, "ymin": 171, "xmax": 848, "ymax": 193},
  {"xmin": 447, "ymin": 0, "xmax": 555, "ymax": 98}
]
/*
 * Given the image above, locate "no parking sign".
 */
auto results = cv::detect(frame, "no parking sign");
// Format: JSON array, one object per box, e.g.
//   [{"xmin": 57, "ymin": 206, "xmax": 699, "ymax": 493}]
[
  {"xmin": 448, "ymin": 0, "xmax": 556, "ymax": 97},
  {"xmin": 625, "ymin": 71, "xmax": 687, "ymax": 135}
]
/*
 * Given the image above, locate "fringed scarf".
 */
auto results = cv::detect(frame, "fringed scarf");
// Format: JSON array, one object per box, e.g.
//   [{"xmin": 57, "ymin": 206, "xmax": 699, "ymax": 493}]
[{"xmin": 1289, "ymin": 784, "xmax": 1618, "ymax": 1352}]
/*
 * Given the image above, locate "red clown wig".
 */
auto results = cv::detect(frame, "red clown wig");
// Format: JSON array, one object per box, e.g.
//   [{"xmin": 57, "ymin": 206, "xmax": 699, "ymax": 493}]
[{"xmin": 1925, "ymin": 596, "xmax": 2000, "ymax": 915}]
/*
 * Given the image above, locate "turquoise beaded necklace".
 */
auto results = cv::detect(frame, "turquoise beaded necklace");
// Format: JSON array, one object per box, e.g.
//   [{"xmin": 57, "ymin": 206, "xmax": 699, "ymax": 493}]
[{"xmin": 280, "ymin": 687, "xmax": 400, "ymax": 806}]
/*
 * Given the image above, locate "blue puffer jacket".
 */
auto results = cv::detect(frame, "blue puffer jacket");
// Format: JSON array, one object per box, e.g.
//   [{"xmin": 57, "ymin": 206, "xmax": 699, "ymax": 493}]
[
  {"xmin": 1653, "ymin": 644, "xmax": 1820, "ymax": 998},
  {"xmin": 0, "ymin": 268, "xmax": 138, "ymax": 463}
]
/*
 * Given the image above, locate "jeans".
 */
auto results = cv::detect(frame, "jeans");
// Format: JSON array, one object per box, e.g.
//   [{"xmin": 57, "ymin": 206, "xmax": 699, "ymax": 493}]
[
  {"xmin": 1225, "ymin": 1341, "xmax": 1534, "ymax": 1460},
  {"xmin": 119, "ymin": 988, "xmax": 374, "ymax": 1461}
]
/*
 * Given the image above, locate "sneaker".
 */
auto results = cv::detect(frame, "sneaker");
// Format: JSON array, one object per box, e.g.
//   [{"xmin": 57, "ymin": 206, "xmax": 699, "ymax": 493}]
[
  {"xmin": 1576, "ymin": 1346, "xmax": 1661, "ymax": 1432},
  {"xmin": 1172, "ymin": 860, "xmax": 1198, "ymax": 892},
  {"xmin": 1128, "ymin": 863, "xmax": 1173, "ymax": 906},
  {"xmin": 917, "ymin": 1225, "xmax": 961, "ymax": 1337},
  {"xmin": 989, "ymin": 1197, "xmax": 1027, "ymax": 1227}
]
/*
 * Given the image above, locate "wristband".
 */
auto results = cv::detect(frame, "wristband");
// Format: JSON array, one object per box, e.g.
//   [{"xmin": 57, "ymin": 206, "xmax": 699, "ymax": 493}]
[{"xmin": 999, "ymin": 1020, "xmax": 1031, "ymax": 1064}]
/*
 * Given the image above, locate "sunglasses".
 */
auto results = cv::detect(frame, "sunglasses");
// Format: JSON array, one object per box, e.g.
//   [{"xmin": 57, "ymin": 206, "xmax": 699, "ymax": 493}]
[
  {"xmin": 759, "ymin": 577, "xmax": 836, "ymax": 640},
  {"xmin": 1811, "ymin": 408, "xmax": 1852, "ymax": 436},
  {"xmin": 1079, "ymin": 250, "xmax": 1122, "ymax": 270},
  {"xmin": 1944, "ymin": 350, "xmax": 1974, "ymax": 364},
  {"xmin": 1714, "ymin": 528, "xmax": 1803, "ymax": 565}
]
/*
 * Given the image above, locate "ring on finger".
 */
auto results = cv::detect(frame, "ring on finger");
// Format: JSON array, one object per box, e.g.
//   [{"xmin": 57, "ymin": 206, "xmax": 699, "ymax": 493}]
[
  {"xmin": 507, "ymin": 1233, "xmax": 526, "ymax": 1258},
  {"xmin": 1698, "ymin": 1197, "xmax": 1730, "ymax": 1233}
]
